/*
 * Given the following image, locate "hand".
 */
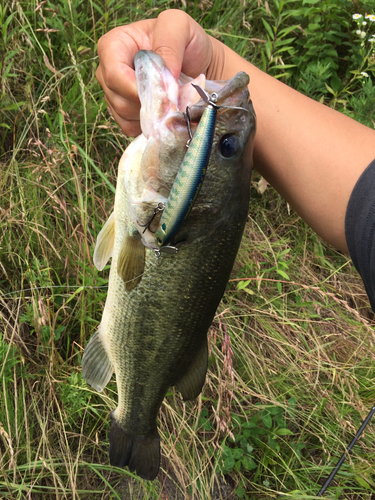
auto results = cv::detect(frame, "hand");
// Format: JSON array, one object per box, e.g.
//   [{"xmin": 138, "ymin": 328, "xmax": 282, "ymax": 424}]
[{"xmin": 96, "ymin": 9, "xmax": 224, "ymax": 137}]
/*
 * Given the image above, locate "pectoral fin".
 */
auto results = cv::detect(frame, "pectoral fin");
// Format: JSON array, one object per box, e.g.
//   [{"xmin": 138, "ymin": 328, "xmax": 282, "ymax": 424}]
[
  {"xmin": 176, "ymin": 340, "xmax": 208, "ymax": 401},
  {"xmin": 82, "ymin": 326, "xmax": 113, "ymax": 392},
  {"xmin": 93, "ymin": 212, "xmax": 115, "ymax": 270},
  {"xmin": 117, "ymin": 232, "xmax": 145, "ymax": 292}
]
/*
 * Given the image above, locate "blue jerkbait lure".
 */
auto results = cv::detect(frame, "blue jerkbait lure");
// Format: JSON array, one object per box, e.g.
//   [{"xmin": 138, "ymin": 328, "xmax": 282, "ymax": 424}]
[{"xmin": 154, "ymin": 84, "xmax": 248, "ymax": 252}]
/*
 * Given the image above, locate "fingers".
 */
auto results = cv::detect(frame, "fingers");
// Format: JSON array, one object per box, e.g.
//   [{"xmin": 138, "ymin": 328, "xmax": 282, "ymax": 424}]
[
  {"xmin": 151, "ymin": 9, "xmax": 210, "ymax": 79},
  {"xmin": 96, "ymin": 21, "xmax": 156, "ymax": 135},
  {"xmin": 96, "ymin": 11, "xmax": 216, "ymax": 137},
  {"xmin": 96, "ymin": 63, "xmax": 141, "ymax": 137},
  {"xmin": 97, "ymin": 21, "xmax": 154, "ymax": 101},
  {"xmin": 106, "ymin": 99, "xmax": 141, "ymax": 138}
]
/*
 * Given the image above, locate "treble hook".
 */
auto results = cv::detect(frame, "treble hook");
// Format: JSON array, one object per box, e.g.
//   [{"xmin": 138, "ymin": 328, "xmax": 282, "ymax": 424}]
[
  {"xmin": 191, "ymin": 83, "xmax": 250, "ymax": 113},
  {"xmin": 183, "ymin": 106, "xmax": 193, "ymax": 147},
  {"xmin": 137, "ymin": 202, "xmax": 165, "ymax": 234},
  {"xmin": 182, "ymin": 84, "xmax": 250, "ymax": 149}
]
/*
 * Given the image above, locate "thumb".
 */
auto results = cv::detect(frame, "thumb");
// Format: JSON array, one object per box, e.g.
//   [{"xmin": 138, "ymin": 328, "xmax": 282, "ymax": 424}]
[{"xmin": 151, "ymin": 10, "xmax": 194, "ymax": 79}]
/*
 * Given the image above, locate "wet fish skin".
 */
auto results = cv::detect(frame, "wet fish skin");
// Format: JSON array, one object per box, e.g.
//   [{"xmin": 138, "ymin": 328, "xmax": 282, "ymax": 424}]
[{"xmin": 82, "ymin": 50, "xmax": 256, "ymax": 480}]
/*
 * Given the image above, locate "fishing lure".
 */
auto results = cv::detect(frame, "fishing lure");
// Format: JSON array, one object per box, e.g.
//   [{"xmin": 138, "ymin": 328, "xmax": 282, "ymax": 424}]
[{"xmin": 153, "ymin": 84, "xmax": 249, "ymax": 253}]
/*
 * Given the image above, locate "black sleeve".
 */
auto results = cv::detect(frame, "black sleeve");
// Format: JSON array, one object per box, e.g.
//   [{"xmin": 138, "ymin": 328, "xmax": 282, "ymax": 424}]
[{"xmin": 345, "ymin": 159, "xmax": 375, "ymax": 311}]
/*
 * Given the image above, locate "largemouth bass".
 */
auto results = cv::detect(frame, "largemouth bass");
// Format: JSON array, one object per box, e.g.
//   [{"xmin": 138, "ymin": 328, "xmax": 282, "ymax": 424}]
[{"xmin": 82, "ymin": 50, "xmax": 256, "ymax": 480}]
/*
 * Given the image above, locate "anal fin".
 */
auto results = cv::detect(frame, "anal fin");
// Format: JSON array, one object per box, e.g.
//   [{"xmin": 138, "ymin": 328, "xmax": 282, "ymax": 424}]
[
  {"xmin": 176, "ymin": 340, "xmax": 208, "ymax": 401},
  {"xmin": 117, "ymin": 232, "xmax": 145, "ymax": 292},
  {"xmin": 109, "ymin": 413, "xmax": 160, "ymax": 480},
  {"xmin": 82, "ymin": 327, "xmax": 113, "ymax": 392},
  {"xmin": 93, "ymin": 212, "xmax": 115, "ymax": 271}
]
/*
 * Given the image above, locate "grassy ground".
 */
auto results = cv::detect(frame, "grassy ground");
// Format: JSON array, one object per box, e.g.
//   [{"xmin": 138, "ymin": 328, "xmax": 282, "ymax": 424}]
[{"xmin": 1, "ymin": 0, "xmax": 375, "ymax": 498}]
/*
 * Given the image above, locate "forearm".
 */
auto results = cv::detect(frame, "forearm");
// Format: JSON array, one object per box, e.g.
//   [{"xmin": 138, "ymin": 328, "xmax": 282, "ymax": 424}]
[{"xmin": 212, "ymin": 38, "xmax": 375, "ymax": 253}]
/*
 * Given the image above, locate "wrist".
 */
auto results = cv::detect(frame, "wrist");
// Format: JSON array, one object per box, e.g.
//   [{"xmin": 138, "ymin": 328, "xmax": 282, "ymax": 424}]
[
  {"xmin": 207, "ymin": 37, "xmax": 254, "ymax": 83},
  {"xmin": 206, "ymin": 36, "xmax": 226, "ymax": 80}
]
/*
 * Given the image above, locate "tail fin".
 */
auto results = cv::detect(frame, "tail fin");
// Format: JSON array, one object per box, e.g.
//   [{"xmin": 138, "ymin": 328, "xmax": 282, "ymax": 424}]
[{"xmin": 109, "ymin": 413, "xmax": 160, "ymax": 480}]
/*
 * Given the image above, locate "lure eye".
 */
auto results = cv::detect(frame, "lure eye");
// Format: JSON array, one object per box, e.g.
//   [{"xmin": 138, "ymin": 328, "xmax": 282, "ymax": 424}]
[{"xmin": 219, "ymin": 134, "xmax": 240, "ymax": 158}]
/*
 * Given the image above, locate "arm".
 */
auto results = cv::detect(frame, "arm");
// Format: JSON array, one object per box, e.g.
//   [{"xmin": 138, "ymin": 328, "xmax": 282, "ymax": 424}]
[
  {"xmin": 96, "ymin": 9, "xmax": 375, "ymax": 253},
  {"xmin": 217, "ymin": 41, "xmax": 375, "ymax": 253}
]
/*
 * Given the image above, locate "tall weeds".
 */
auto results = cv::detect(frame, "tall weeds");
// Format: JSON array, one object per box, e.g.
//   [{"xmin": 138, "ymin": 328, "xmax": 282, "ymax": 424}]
[{"xmin": 1, "ymin": 1, "xmax": 374, "ymax": 498}]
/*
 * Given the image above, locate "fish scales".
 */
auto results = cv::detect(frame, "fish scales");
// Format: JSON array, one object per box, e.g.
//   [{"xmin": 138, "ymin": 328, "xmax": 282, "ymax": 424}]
[
  {"xmin": 112, "ymin": 238, "xmax": 243, "ymax": 428},
  {"xmin": 82, "ymin": 50, "xmax": 256, "ymax": 480}
]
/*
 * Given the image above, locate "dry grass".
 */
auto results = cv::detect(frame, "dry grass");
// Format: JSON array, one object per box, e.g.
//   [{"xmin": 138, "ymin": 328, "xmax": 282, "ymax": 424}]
[{"xmin": 1, "ymin": 0, "xmax": 375, "ymax": 498}]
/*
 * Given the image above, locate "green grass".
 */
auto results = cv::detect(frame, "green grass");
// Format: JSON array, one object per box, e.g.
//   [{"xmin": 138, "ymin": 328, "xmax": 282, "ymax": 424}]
[{"xmin": 1, "ymin": 0, "xmax": 375, "ymax": 498}]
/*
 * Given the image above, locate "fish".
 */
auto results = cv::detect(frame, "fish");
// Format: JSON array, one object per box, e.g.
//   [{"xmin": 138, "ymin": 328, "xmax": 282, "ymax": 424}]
[{"xmin": 82, "ymin": 50, "xmax": 256, "ymax": 480}]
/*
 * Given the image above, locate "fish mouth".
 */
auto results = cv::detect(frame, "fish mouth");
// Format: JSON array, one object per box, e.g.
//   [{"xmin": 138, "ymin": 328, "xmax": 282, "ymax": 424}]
[
  {"xmin": 134, "ymin": 50, "xmax": 161, "ymax": 70},
  {"xmin": 134, "ymin": 50, "xmax": 250, "ymax": 124},
  {"xmin": 134, "ymin": 50, "xmax": 166, "ymax": 73}
]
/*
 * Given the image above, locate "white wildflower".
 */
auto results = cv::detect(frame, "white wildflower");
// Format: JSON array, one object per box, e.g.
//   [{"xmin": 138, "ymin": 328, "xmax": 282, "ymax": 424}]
[
  {"xmin": 363, "ymin": 21, "xmax": 367, "ymax": 26},
  {"xmin": 361, "ymin": 31, "xmax": 366, "ymax": 38},
  {"xmin": 370, "ymin": 38, "xmax": 375, "ymax": 42},
  {"xmin": 356, "ymin": 29, "xmax": 362, "ymax": 34},
  {"xmin": 353, "ymin": 13, "xmax": 362, "ymax": 19},
  {"xmin": 369, "ymin": 15, "xmax": 375, "ymax": 22},
  {"xmin": 361, "ymin": 71, "xmax": 369, "ymax": 77}
]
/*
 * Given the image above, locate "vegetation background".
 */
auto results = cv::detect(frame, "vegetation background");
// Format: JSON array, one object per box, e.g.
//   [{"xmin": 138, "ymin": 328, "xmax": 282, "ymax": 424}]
[{"xmin": 1, "ymin": 0, "xmax": 375, "ymax": 498}]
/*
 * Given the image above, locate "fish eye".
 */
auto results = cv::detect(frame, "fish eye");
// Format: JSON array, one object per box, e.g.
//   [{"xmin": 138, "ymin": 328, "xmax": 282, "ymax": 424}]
[{"xmin": 219, "ymin": 134, "xmax": 240, "ymax": 158}]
